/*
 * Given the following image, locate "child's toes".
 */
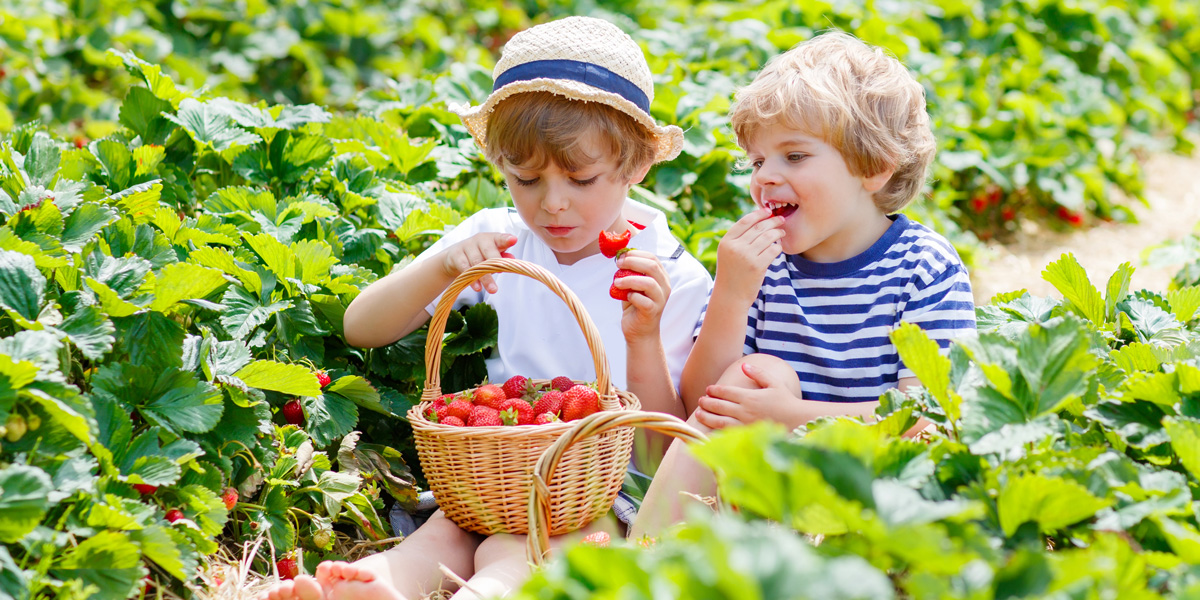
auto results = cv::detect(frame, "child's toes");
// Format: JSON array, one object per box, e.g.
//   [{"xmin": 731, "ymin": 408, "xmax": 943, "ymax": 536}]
[
  {"xmin": 292, "ymin": 575, "xmax": 324, "ymax": 600},
  {"xmin": 328, "ymin": 579, "xmax": 405, "ymax": 600},
  {"xmin": 265, "ymin": 581, "xmax": 294, "ymax": 600},
  {"xmin": 334, "ymin": 562, "xmax": 376, "ymax": 582}
]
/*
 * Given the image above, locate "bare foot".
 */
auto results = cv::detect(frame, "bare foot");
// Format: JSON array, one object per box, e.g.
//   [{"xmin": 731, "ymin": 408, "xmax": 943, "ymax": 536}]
[
  {"xmin": 259, "ymin": 575, "xmax": 324, "ymax": 600},
  {"xmin": 317, "ymin": 561, "xmax": 408, "ymax": 600}
]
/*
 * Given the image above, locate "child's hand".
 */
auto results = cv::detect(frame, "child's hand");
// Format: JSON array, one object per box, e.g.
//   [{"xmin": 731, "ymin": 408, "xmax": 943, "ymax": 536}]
[
  {"xmin": 611, "ymin": 250, "xmax": 671, "ymax": 341},
  {"xmin": 440, "ymin": 233, "xmax": 518, "ymax": 293},
  {"xmin": 694, "ymin": 361, "xmax": 800, "ymax": 430},
  {"xmin": 714, "ymin": 208, "xmax": 785, "ymax": 303}
]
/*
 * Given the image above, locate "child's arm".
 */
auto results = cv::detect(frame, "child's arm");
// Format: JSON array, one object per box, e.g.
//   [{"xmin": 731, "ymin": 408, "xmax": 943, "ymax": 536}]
[
  {"xmin": 343, "ymin": 233, "xmax": 517, "ymax": 348},
  {"xmin": 611, "ymin": 250, "xmax": 684, "ymax": 420},
  {"xmin": 680, "ymin": 209, "xmax": 784, "ymax": 413}
]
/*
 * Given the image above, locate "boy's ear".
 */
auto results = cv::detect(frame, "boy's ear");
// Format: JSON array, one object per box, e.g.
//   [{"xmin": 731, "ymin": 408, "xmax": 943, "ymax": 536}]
[
  {"xmin": 862, "ymin": 167, "xmax": 896, "ymax": 193},
  {"xmin": 628, "ymin": 161, "xmax": 654, "ymax": 185}
]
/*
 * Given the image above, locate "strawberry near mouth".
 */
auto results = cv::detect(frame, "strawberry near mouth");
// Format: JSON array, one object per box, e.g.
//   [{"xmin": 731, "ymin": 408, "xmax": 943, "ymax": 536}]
[{"xmin": 765, "ymin": 201, "xmax": 797, "ymax": 219}]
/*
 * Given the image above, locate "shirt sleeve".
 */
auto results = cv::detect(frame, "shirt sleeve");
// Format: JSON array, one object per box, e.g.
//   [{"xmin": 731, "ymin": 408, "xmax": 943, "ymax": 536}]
[
  {"xmin": 896, "ymin": 263, "xmax": 977, "ymax": 379},
  {"xmin": 661, "ymin": 268, "xmax": 713, "ymax": 391}
]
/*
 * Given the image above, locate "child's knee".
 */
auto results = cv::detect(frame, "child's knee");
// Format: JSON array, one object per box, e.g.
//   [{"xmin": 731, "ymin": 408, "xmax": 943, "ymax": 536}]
[
  {"xmin": 718, "ymin": 354, "xmax": 802, "ymax": 397},
  {"xmin": 474, "ymin": 533, "xmax": 526, "ymax": 570}
]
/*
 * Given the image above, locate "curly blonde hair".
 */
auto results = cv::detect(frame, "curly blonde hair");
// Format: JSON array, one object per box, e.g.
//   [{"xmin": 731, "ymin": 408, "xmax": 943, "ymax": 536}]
[{"xmin": 729, "ymin": 31, "xmax": 936, "ymax": 212}]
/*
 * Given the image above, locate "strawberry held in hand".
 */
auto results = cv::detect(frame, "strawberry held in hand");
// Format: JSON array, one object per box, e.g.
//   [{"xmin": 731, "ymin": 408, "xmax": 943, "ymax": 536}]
[
  {"xmin": 609, "ymin": 269, "xmax": 640, "ymax": 301},
  {"xmin": 598, "ymin": 228, "xmax": 633, "ymax": 258}
]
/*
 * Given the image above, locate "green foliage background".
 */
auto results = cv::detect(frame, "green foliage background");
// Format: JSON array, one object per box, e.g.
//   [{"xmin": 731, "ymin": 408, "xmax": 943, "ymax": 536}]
[{"xmin": 0, "ymin": 0, "xmax": 1197, "ymax": 598}]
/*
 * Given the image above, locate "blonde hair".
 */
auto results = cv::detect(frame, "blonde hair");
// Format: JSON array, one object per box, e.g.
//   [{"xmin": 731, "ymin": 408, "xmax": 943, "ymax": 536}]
[
  {"xmin": 485, "ymin": 92, "xmax": 657, "ymax": 181},
  {"xmin": 730, "ymin": 31, "xmax": 937, "ymax": 212}
]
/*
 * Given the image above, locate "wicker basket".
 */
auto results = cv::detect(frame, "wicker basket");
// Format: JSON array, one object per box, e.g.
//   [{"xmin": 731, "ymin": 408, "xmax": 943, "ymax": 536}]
[
  {"xmin": 407, "ymin": 258, "xmax": 640, "ymax": 536},
  {"xmin": 525, "ymin": 411, "xmax": 708, "ymax": 565}
]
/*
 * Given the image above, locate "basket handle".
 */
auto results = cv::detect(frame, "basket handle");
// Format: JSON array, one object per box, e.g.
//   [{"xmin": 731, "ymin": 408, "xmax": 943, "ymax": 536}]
[
  {"xmin": 421, "ymin": 258, "xmax": 618, "ymax": 408},
  {"xmin": 525, "ymin": 411, "xmax": 708, "ymax": 565}
]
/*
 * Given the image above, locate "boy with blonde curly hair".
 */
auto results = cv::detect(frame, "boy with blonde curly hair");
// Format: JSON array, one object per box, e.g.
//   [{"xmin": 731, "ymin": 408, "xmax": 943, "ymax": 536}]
[{"xmin": 634, "ymin": 31, "xmax": 976, "ymax": 535}]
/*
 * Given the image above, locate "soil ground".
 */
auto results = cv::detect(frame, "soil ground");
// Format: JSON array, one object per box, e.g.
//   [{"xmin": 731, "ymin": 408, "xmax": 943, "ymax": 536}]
[{"xmin": 969, "ymin": 151, "xmax": 1200, "ymax": 304}]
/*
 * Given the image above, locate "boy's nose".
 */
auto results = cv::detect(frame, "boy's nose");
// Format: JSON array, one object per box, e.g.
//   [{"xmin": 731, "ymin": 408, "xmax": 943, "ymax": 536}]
[
  {"xmin": 542, "ymin": 185, "xmax": 570, "ymax": 213},
  {"xmin": 753, "ymin": 160, "xmax": 782, "ymax": 186}
]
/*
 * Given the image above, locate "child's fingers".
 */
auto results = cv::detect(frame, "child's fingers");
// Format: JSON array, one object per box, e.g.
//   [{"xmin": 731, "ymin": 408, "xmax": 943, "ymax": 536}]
[
  {"xmin": 694, "ymin": 405, "xmax": 739, "ymax": 430},
  {"xmin": 726, "ymin": 208, "xmax": 774, "ymax": 238},
  {"xmin": 478, "ymin": 274, "xmax": 498, "ymax": 294}
]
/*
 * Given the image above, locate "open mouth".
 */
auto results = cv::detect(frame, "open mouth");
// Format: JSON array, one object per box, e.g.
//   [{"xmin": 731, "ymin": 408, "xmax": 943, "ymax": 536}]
[{"xmin": 764, "ymin": 200, "xmax": 798, "ymax": 219}]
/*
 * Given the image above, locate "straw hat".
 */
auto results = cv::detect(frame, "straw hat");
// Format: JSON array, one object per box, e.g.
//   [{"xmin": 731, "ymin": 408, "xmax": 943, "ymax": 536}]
[{"xmin": 453, "ymin": 16, "xmax": 684, "ymax": 163}]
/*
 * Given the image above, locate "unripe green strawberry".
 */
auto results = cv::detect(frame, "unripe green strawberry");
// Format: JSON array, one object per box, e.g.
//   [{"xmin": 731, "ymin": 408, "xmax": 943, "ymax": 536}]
[
  {"xmin": 26, "ymin": 414, "xmax": 39, "ymax": 431},
  {"xmin": 312, "ymin": 528, "xmax": 332, "ymax": 549},
  {"xmin": 5, "ymin": 414, "xmax": 26, "ymax": 442}
]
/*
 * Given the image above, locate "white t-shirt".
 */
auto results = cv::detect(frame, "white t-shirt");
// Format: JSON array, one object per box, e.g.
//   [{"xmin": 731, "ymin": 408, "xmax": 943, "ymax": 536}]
[{"xmin": 413, "ymin": 199, "xmax": 713, "ymax": 391}]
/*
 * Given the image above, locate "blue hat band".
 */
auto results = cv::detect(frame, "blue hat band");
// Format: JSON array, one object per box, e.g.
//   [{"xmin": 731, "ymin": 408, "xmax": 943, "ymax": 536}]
[{"xmin": 493, "ymin": 59, "xmax": 651, "ymax": 116}]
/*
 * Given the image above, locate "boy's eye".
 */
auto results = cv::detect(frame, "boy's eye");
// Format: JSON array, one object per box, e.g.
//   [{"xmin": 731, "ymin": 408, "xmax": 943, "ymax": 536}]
[
  {"xmin": 514, "ymin": 177, "xmax": 539, "ymax": 186},
  {"xmin": 749, "ymin": 159, "xmax": 763, "ymax": 169},
  {"xmin": 572, "ymin": 176, "xmax": 599, "ymax": 186},
  {"xmin": 787, "ymin": 153, "xmax": 808, "ymax": 162}
]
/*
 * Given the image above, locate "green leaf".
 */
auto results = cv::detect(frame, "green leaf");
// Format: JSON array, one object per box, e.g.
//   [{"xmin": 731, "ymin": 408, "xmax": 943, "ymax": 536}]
[
  {"xmin": 292, "ymin": 239, "xmax": 336, "ymax": 286},
  {"xmin": 175, "ymin": 484, "xmax": 229, "ymax": 537},
  {"xmin": 131, "ymin": 524, "xmax": 195, "ymax": 581},
  {"xmin": 1166, "ymin": 287, "xmax": 1200, "ymax": 322},
  {"xmin": 61, "ymin": 203, "xmax": 119, "ymax": 252},
  {"xmin": 303, "ymin": 393, "xmax": 358, "ymax": 447},
  {"xmin": 1042, "ymin": 254, "xmax": 1104, "ymax": 324},
  {"xmin": 1109, "ymin": 343, "xmax": 1162, "ymax": 373},
  {"xmin": 997, "ymin": 473, "xmax": 1112, "ymax": 536},
  {"xmin": 280, "ymin": 135, "xmax": 334, "ymax": 182},
  {"xmin": 164, "ymin": 98, "xmax": 261, "ymax": 152},
  {"xmin": 1104, "ymin": 262, "xmax": 1134, "ymax": 321},
  {"xmin": 121, "ymin": 311, "xmax": 185, "ymax": 371},
  {"xmin": 93, "ymin": 138, "xmax": 134, "ymax": 191},
  {"xmin": 234, "ymin": 360, "xmax": 321, "ymax": 397},
  {"xmin": 24, "ymin": 132, "xmax": 60, "ymax": 188},
  {"xmin": 119, "ymin": 86, "xmax": 176, "ymax": 145},
  {"xmin": 109, "ymin": 180, "xmax": 163, "ymax": 224},
  {"xmin": 1086, "ymin": 401, "xmax": 1171, "ymax": 449},
  {"xmin": 1121, "ymin": 298, "xmax": 1188, "ymax": 347},
  {"xmin": 26, "ymin": 384, "xmax": 97, "ymax": 447},
  {"xmin": 1162, "ymin": 417, "xmax": 1200, "ymax": 481},
  {"xmin": 51, "ymin": 531, "xmax": 145, "ymax": 600},
  {"xmin": 187, "ymin": 246, "xmax": 262, "ymax": 295},
  {"xmin": 148, "ymin": 262, "xmax": 229, "ymax": 312},
  {"xmin": 243, "ymin": 232, "xmax": 296, "ymax": 289},
  {"xmin": 890, "ymin": 322, "xmax": 957, "ymax": 421},
  {"xmin": 0, "ymin": 465, "xmax": 54, "ymax": 543},
  {"xmin": 0, "ymin": 250, "xmax": 45, "ymax": 320},
  {"xmin": 219, "ymin": 285, "xmax": 292, "ymax": 340},
  {"xmin": 326, "ymin": 375, "xmax": 389, "ymax": 416},
  {"xmin": 337, "ymin": 436, "xmax": 417, "ymax": 511},
  {"xmin": 57, "ymin": 305, "xmax": 117, "ymax": 360},
  {"xmin": 85, "ymin": 278, "xmax": 143, "ymax": 317},
  {"xmin": 443, "ymin": 302, "xmax": 499, "ymax": 358}
]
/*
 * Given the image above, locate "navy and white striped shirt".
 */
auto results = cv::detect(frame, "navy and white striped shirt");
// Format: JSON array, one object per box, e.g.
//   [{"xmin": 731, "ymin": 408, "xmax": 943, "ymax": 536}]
[{"xmin": 696, "ymin": 214, "xmax": 976, "ymax": 403}]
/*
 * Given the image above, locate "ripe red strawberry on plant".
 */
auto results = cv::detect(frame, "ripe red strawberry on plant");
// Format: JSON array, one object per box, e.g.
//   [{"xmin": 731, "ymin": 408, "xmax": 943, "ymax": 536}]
[
  {"xmin": 473, "ymin": 383, "xmax": 507, "ymax": 409},
  {"xmin": 221, "ymin": 488, "xmax": 239, "ymax": 511},
  {"xmin": 133, "ymin": 483, "xmax": 158, "ymax": 496},
  {"xmin": 276, "ymin": 556, "xmax": 299, "ymax": 580},
  {"xmin": 282, "ymin": 399, "xmax": 304, "ymax": 425},
  {"xmin": 550, "ymin": 376, "xmax": 574, "ymax": 392},
  {"xmin": 165, "ymin": 509, "xmax": 184, "ymax": 523},
  {"xmin": 315, "ymin": 370, "xmax": 332, "ymax": 388},
  {"xmin": 599, "ymin": 229, "xmax": 633, "ymax": 258},
  {"xmin": 562, "ymin": 385, "xmax": 600, "ymax": 421},
  {"xmin": 498, "ymin": 398, "xmax": 535, "ymax": 425},
  {"xmin": 609, "ymin": 269, "xmax": 641, "ymax": 301},
  {"xmin": 534, "ymin": 390, "xmax": 565, "ymax": 417},
  {"xmin": 501, "ymin": 375, "xmax": 532, "ymax": 399},
  {"xmin": 467, "ymin": 405, "xmax": 502, "ymax": 427}
]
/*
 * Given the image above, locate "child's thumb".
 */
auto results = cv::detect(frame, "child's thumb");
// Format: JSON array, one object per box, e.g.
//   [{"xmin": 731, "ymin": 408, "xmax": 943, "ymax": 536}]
[
  {"xmin": 741, "ymin": 361, "xmax": 778, "ymax": 388},
  {"xmin": 496, "ymin": 233, "xmax": 518, "ymax": 249}
]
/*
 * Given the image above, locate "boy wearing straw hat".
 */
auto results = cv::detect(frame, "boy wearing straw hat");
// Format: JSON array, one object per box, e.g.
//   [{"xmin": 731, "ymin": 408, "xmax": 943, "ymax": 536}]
[
  {"xmin": 262, "ymin": 16, "xmax": 712, "ymax": 600},
  {"xmin": 631, "ymin": 31, "xmax": 977, "ymax": 536}
]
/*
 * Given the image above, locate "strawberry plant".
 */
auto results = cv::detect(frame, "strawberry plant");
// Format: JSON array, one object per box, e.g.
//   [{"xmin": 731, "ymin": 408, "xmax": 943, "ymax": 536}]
[{"xmin": 517, "ymin": 253, "xmax": 1200, "ymax": 598}]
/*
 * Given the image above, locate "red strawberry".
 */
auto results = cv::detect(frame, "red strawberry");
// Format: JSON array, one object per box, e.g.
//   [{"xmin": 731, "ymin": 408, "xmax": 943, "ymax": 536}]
[
  {"xmin": 221, "ymin": 488, "xmax": 238, "ymax": 510},
  {"xmin": 501, "ymin": 375, "xmax": 532, "ymax": 399},
  {"xmin": 282, "ymin": 399, "xmax": 304, "ymax": 425},
  {"xmin": 73, "ymin": 136, "xmax": 88, "ymax": 149},
  {"xmin": 424, "ymin": 403, "xmax": 450, "ymax": 422},
  {"xmin": 133, "ymin": 484, "xmax": 158, "ymax": 496},
  {"xmin": 276, "ymin": 556, "xmax": 299, "ymax": 580},
  {"xmin": 316, "ymin": 370, "xmax": 332, "ymax": 388},
  {"xmin": 473, "ymin": 384, "xmax": 507, "ymax": 410},
  {"xmin": 534, "ymin": 390, "xmax": 566, "ymax": 417},
  {"xmin": 562, "ymin": 386, "xmax": 600, "ymax": 421},
  {"xmin": 498, "ymin": 398, "xmax": 535, "ymax": 426},
  {"xmin": 165, "ymin": 509, "xmax": 184, "ymax": 523},
  {"xmin": 441, "ymin": 416, "xmax": 466, "ymax": 427},
  {"xmin": 535, "ymin": 412, "xmax": 560, "ymax": 425},
  {"xmin": 445, "ymin": 399, "xmax": 473, "ymax": 422},
  {"xmin": 609, "ymin": 269, "xmax": 641, "ymax": 301},
  {"xmin": 467, "ymin": 405, "xmax": 502, "ymax": 427},
  {"xmin": 550, "ymin": 376, "xmax": 575, "ymax": 392},
  {"xmin": 598, "ymin": 229, "xmax": 633, "ymax": 258},
  {"xmin": 582, "ymin": 531, "xmax": 610, "ymax": 547}
]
